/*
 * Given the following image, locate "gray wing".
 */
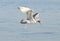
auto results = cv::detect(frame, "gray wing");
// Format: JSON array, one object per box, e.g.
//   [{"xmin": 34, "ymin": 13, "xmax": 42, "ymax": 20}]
[{"xmin": 26, "ymin": 10, "xmax": 32, "ymax": 20}]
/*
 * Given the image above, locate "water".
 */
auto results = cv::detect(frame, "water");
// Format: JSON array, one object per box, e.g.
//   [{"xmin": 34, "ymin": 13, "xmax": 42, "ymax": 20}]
[{"xmin": 0, "ymin": 0, "xmax": 60, "ymax": 41}]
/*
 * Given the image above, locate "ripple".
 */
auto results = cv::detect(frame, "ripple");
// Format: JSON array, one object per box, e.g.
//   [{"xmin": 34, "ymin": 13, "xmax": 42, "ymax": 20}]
[{"xmin": 20, "ymin": 32, "xmax": 54, "ymax": 35}]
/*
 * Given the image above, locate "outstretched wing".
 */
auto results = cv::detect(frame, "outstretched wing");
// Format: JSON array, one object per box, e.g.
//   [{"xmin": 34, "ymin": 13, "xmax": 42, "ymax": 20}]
[
  {"xmin": 31, "ymin": 13, "xmax": 40, "ymax": 23},
  {"xmin": 18, "ymin": 6, "xmax": 32, "ymax": 20},
  {"xmin": 33, "ymin": 13, "xmax": 40, "ymax": 19}
]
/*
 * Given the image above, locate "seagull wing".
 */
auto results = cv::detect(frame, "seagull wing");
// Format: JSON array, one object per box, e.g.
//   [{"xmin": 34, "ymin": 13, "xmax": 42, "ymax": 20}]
[
  {"xmin": 26, "ymin": 10, "xmax": 32, "ymax": 20},
  {"xmin": 33, "ymin": 13, "xmax": 40, "ymax": 19},
  {"xmin": 18, "ymin": 6, "xmax": 32, "ymax": 20}
]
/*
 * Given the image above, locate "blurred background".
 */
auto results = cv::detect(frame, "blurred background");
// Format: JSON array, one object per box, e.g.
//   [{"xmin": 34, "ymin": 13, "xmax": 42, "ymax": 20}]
[{"xmin": 0, "ymin": 0, "xmax": 60, "ymax": 41}]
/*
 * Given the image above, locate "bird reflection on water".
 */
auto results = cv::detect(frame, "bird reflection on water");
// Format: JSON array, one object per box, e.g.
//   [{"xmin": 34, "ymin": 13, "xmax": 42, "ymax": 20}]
[{"xmin": 23, "ymin": 24, "xmax": 28, "ymax": 30}]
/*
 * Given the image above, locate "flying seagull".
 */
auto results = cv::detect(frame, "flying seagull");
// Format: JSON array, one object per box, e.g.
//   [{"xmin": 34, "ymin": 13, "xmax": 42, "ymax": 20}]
[{"xmin": 18, "ymin": 6, "xmax": 40, "ymax": 24}]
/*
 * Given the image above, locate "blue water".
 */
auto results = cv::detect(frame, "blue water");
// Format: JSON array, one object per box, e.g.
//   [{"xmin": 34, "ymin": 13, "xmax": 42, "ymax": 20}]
[{"xmin": 0, "ymin": 0, "xmax": 60, "ymax": 41}]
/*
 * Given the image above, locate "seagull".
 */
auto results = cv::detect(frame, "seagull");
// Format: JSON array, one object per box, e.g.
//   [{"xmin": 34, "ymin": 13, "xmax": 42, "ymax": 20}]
[{"xmin": 18, "ymin": 6, "xmax": 40, "ymax": 24}]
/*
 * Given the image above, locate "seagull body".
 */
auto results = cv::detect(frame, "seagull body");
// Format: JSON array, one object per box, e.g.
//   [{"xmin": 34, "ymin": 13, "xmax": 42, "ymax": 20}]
[{"xmin": 18, "ymin": 6, "xmax": 40, "ymax": 24}]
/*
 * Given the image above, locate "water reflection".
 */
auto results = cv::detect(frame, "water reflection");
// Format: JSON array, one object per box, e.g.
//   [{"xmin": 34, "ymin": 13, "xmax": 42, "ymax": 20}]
[{"xmin": 23, "ymin": 24, "xmax": 28, "ymax": 30}]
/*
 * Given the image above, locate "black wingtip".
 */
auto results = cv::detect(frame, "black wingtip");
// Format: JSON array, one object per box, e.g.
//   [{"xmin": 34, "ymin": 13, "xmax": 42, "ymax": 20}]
[
  {"xmin": 37, "ymin": 20, "xmax": 40, "ymax": 23},
  {"xmin": 20, "ymin": 19, "xmax": 27, "ymax": 24}
]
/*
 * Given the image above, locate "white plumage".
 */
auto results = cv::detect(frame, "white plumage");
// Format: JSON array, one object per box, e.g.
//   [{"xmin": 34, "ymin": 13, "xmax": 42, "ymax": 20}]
[
  {"xmin": 18, "ymin": 6, "xmax": 32, "ymax": 13},
  {"xmin": 18, "ymin": 6, "xmax": 32, "ymax": 20}
]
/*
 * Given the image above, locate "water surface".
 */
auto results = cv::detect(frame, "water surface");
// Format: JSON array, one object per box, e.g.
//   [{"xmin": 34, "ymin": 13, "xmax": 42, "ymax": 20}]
[{"xmin": 0, "ymin": 0, "xmax": 60, "ymax": 41}]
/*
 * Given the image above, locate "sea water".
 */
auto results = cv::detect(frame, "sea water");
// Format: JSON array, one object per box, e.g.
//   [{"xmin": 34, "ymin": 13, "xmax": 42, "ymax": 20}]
[{"xmin": 0, "ymin": 0, "xmax": 60, "ymax": 41}]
